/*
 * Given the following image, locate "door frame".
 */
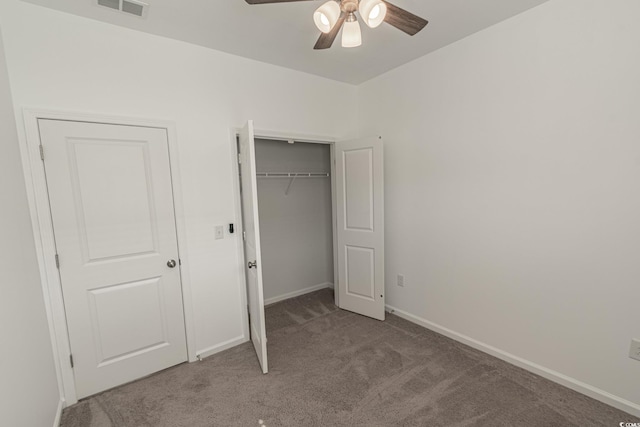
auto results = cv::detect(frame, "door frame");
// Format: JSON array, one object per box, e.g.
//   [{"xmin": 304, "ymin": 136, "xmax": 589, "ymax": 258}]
[
  {"xmin": 18, "ymin": 108, "xmax": 197, "ymax": 406},
  {"xmin": 228, "ymin": 127, "xmax": 341, "ymax": 336}
]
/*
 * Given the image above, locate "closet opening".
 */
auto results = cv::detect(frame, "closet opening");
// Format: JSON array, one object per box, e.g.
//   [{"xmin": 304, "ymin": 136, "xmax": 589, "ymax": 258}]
[
  {"xmin": 235, "ymin": 121, "xmax": 384, "ymax": 374},
  {"xmin": 252, "ymin": 138, "xmax": 336, "ymax": 315}
]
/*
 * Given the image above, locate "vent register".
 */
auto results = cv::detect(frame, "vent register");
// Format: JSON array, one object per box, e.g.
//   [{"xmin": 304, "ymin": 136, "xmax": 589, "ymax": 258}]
[{"xmin": 97, "ymin": 0, "xmax": 148, "ymax": 17}]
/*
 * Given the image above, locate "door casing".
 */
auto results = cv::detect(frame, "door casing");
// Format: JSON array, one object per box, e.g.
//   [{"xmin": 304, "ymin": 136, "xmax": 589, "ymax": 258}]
[{"xmin": 18, "ymin": 109, "xmax": 197, "ymax": 406}]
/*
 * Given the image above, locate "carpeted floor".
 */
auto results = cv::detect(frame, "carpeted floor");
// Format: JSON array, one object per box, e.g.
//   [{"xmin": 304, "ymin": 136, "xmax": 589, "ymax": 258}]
[{"xmin": 61, "ymin": 288, "xmax": 638, "ymax": 426}]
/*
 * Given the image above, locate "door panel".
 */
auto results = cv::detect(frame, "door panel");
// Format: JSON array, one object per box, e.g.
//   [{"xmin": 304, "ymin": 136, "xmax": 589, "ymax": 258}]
[
  {"xmin": 70, "ymin": 141, "xmax": 158, "ymax": 261},
  {"xmin": 39, "ymin": 119, "xmax": 187, "ymax": 398},
  {"xmin": 345, "ymin": 245, "xmax": 376, "ymax": 299},
  {"xmin": 238, "ymin": 120, "xmax": 268, "ymax": 374},
  {"xmin": 88, "ymin": 276, "xmax": 169, "ymax": 365},
  {"xmin": 336, "ymin": 138, "xmax": 385, "ymax": 321},
  {"xmin": 344, "ymin": 148, "xmax": 374, "ymax": 231}
]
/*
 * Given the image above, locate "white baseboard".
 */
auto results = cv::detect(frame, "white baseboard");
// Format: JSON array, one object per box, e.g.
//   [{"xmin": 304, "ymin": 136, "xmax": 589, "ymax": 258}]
[
  {"xmin": 386, "ymin": 304, "xmax": 640, "ymax": 418},
  {"xmin": 195, "ymin": 335, "xmax": 248, "ymax": 361},
  {"xmin": 53, "ymin": 398, "xmax": 64, "ymax": 427},
  {"xmin": 264, "ymin": 282, "xmax": 334, "ymax": 306}
]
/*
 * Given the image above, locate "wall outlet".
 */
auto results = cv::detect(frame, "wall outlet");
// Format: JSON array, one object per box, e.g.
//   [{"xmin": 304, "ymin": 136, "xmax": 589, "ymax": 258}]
[
  {"xmin": 214, "ymin": 225, "xmax": 224, "ymax": 240},
  {"xmin": 630, "ymin": 339, "xmax": 640, "ymax": 362},
  {"xmin": 397, "ymin": 274, "xmax": 405, "ymax": 287}
]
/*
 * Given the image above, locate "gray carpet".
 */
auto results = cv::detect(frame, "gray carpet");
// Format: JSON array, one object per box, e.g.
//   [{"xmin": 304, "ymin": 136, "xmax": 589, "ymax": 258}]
[{"xmin": 61, "ymin": 289, "xmax": 639, "ymax": 426}]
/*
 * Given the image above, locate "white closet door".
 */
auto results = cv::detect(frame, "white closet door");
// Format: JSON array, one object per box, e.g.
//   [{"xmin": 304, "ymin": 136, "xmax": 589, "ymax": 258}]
[
  {"xmin": 39, "ymin": 119, "xmax": 188, "ymax": 398},
  {"xmin": 238, "ymin": 120, "xmax": 268, "ymax": 374},
  {"xmin": 335, "ymin": 137, "xmax": 385, "ymax": 321}
]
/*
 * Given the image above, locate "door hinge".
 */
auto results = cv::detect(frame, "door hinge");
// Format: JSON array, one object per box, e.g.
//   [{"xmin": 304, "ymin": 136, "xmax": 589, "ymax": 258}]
[
  {"xmin": 55, "ymin": 254, "xmax": 60, "ymax": 269},
  {"xmin": 238, "ymin": 153, "xmax": 242, "ymax": 164},
  {"xmin": 39, "ymin": 145, "xmax": 44, "ymax": 161},
  {"xmin": 69, "ymin": 354, "xmax": 74, "ymax": 368},
  {"xmin": 243, "ymin": 231, "xmax": 246, "ymax": 241}
]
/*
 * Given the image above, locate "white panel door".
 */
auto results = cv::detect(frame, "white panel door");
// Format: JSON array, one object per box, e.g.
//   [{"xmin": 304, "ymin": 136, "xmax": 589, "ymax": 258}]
[
  {"xmin": 238, "ymin": 121, "xmax": 268, "ymax": 374},
  {"xmin": 336, "ymin": 137, "xmax": 385, "ymax": 320},
  {"xmin": 39, "ymin": 119, "xmax": 188, "ymax": 398}
]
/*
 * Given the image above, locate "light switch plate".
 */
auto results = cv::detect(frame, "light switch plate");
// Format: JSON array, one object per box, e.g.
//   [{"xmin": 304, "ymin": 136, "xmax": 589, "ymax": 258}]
[
  {"xmin": 214, "ymin": 225, "xmax": 224, "ymax": 240},
  {"xmin": 630, "ymin": 339, "xmax": 640, "ymax": 362}
]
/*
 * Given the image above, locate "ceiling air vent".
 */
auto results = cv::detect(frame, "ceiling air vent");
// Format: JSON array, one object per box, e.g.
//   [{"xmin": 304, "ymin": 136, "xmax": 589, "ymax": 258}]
[{"xmin": 97, "ymin": 0, "xmax": 148, "ymax": 18}]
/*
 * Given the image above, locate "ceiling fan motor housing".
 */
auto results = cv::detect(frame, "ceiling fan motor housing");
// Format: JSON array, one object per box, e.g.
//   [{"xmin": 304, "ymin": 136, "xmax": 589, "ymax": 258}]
[{"xmin": 341, "ymin": 0, "xmax": 359, "ymax": 14}]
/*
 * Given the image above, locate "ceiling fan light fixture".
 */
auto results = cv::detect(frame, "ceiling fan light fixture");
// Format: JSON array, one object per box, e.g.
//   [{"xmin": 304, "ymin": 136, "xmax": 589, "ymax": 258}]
[
  {"xmin": 313, "ymin": 1, "xmax": 341, "ymax": 34},
  {"xmin": 359, "ymin": 0, "xmax": 387, "ymax": 28},
  {"xmin": 342, "ymin": 14, "xmax": 362, "ymax": 48}
]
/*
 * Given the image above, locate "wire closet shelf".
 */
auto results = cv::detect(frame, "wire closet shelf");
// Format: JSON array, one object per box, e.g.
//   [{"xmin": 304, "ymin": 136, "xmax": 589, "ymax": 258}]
[
  {"xmin": 256, "ymin": 172, "xmax": 330, "ymax": 195},
  {"xmin": 256, "ymin": 172, "xmax": 330, "ymax": 178}
]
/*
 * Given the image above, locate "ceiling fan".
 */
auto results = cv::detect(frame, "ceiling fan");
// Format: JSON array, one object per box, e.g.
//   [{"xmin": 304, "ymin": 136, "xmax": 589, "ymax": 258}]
[{"xmin": 245, "ymin": 0, "xmax": 428, "ymax": 50}]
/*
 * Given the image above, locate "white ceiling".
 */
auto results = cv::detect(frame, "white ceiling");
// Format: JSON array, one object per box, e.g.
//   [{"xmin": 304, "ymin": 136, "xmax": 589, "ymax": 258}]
[{"xmin": 20, "ymin": 0, "xmax": 549, "ymax": 84}]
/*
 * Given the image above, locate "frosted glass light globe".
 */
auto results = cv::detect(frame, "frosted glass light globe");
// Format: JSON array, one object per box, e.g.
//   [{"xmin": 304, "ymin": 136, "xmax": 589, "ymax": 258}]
[
  {"xmin": 313, "ymin": 1, "xmax": 341, "ymax": 33},
  {"xmin": 359, "ymin": 0, "xmax": 387, "ymax": 28},
  {"xmin": 342, "ymin": 19, "xmax": 362, "ymax": 48}
]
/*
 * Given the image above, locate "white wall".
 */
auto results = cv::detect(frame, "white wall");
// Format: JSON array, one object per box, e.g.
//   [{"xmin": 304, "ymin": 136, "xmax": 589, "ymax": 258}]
[
  {"xmin": 358, "ymin": 0, "xmax": 640, "ymax": 414},
  {"xmin": 255, "ymin": 139, "xmax": 333, "ymax": 303},
  {"xmin": 0, "ymin": 26, "xmax": 61, "ymax": 427},
  {"xmin": 0, "ymin": 0, "xmax": 356, "ymax": 363},
  {"xmin": 6, "ymin": 0, "xmax": 640, "ymax": 418}
]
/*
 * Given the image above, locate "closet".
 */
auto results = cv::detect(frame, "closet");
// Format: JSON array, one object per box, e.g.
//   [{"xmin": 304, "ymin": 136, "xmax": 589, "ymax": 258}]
[
  {"xmin": 235, "ymin": 120, "xmax": 385, "ymax": 374},
  {"xmin": 254, "ymin": 138, "xmax": 334, "ymax": 305}
]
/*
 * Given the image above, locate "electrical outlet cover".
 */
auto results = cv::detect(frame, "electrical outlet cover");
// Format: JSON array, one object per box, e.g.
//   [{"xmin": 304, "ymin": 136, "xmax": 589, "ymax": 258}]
[{"xmin": 397, "ymin": 274, "xmax": 405, "ymax": 287}]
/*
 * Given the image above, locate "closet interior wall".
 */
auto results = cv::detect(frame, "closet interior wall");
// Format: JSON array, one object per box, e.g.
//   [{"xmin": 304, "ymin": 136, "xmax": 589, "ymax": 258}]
[{"xmin": 255, "ymin": 139, "xmax": 334, "ymax": 304}]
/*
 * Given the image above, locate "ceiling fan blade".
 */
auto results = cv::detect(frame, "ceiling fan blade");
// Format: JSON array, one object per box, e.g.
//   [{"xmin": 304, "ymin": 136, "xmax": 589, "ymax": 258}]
[
  {"xmin": 314, "ymin": 12, "xmax": 347, "ymax": 50},
  {"xmin": 245, "ymin": 0, "xmax": 314, "ymax": 4},
  {"xmin": 383, "ymin": 1, "xmax": 428, "ymax": 36}
]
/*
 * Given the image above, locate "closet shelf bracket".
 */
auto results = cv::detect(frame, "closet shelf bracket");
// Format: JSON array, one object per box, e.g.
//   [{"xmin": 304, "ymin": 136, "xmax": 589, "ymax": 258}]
[{"xmin": 285, "ymin": 175, "xmax": 297, "ymax": 196}]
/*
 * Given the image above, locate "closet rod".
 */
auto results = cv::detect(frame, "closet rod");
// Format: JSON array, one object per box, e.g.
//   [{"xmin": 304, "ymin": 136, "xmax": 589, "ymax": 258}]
[{"xmin": 256, "ymin": 173, "xmax": 330, "ymax": 178}]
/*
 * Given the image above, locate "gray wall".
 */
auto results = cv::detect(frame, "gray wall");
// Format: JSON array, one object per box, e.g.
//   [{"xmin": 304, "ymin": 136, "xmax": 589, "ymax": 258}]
[
  {"xmin": 0, "ymin": 27, "xmax": 61, "ymax": 426},
  {"xmin": 255, "ymin": 139, "xmax": 333, "ymax": 303}
]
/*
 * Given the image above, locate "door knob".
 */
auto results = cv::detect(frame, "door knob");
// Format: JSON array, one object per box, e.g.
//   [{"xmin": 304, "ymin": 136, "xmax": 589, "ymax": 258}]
[
  {"xmin": 167, "ymin": 259, "xmax": 177, "ymax": 268},
  {"xmin": 248, "ymin": 261, "xmax": 257, "ymax": 269}
]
